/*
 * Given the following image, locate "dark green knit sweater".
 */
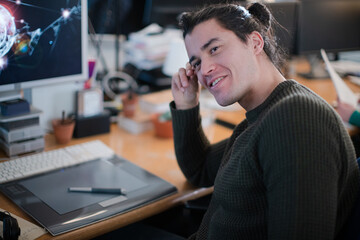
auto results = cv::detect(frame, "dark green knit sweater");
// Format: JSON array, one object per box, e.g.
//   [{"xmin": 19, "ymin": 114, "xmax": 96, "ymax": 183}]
[{"xmin": 170, "ymin": 80, "xmax": 360, "ymax": 240}]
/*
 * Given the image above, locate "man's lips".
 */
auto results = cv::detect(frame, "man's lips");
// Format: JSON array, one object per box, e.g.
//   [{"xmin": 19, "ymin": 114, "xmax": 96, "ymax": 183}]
[{"xmin": 210, "ymin": 76, "xmax": 225, "ymax": 87}]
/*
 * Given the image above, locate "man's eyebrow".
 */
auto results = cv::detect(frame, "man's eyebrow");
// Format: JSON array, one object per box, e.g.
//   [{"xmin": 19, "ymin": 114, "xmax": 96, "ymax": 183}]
[
  {"xmin": 189, "ymin": 38, "xmax": 220, "ymax": 64},
  {"xmin": 201, "ymin": 37, "xmax": 219, "ymax": 51}
]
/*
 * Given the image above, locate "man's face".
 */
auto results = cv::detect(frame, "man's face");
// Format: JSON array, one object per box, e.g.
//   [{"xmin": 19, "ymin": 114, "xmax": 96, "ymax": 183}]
[{"xmin": 185, "ymin": 19, "xmax": 259, "ymax": 107}]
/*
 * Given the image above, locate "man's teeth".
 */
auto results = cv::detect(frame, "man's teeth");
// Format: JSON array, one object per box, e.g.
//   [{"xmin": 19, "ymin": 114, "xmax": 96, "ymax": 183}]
[{"xmin": 211, "ymin": 77, "xmax": 224, "ymax": 87}]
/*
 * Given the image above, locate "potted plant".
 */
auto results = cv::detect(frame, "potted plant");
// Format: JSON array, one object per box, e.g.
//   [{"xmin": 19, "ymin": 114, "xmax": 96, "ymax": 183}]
[{"xmin": 152, "ymin": 111, "xmax": 173, "ymax": 138}]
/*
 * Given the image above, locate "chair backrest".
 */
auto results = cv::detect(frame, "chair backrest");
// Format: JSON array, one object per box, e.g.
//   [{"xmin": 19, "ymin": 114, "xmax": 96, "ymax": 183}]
[{"xmin": 343, "ymin": 157, "xmax": 360, "ymax": 240}]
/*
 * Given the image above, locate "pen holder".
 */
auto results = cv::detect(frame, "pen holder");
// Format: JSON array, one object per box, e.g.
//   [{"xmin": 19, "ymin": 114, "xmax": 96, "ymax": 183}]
[
  {"xmin": 52, "ymin": 119, "xmax": 75, "ymax": 144},
  {"xmin": 121, "ymin": 91, "xmax": 138, "ymax": 118}
]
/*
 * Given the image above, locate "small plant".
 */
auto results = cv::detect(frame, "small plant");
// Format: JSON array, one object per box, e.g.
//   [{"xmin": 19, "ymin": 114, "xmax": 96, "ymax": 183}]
[
  {"xmin": 158, "ymin": 111, "xmax": 171, "ymax": 122},
  {"xmin": 61, "ymin": 110, "xmax": 74, "ymax": 125}
]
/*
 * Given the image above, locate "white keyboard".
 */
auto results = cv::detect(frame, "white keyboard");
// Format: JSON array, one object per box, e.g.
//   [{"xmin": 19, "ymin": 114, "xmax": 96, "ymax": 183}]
[{"xmin": 0, "ymin": 140, "xmax": 115, "ymax": 184}]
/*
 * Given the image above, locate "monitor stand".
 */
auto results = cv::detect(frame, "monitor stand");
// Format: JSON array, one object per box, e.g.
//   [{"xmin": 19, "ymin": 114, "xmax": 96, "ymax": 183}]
[
  {"xmin": 0, "ymin": 90, "xmax": 22, "ymax": 102},
  {"xmin": 298, "ymin": 54, "xmax": 330, "ymax": 79}
]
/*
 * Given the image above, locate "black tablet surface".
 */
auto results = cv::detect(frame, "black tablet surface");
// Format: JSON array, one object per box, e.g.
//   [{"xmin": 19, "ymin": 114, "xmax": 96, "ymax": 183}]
[{"xmin": 0, "ymin": 155, "xmax": 177, "ymax": 236}]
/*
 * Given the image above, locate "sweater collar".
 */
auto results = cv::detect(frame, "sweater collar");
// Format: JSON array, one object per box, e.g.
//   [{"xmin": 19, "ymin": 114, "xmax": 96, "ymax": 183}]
[{"xmin": 245, "ymin": 79, "xmax": 297, "ymax": 124}]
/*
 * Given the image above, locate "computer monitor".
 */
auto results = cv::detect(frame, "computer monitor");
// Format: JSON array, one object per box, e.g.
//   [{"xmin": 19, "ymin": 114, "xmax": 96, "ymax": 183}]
[
  {"xmin": 296, "ymin": 0, "xmax": 360, "ymax": 78},
  {"xmin": 0, "ymin": 0, "xmax": 88, "ymax": 98},
  {"xmin": 142, "ymin": 0, "xmax": 233, "ymax": 28},
  {"xmin": 88, "ymin": 0, "xmax": 146, "ymax": 36},
  {"xmin": 265, "ymin": 1, "xmax": 299, "ymax": 57}
]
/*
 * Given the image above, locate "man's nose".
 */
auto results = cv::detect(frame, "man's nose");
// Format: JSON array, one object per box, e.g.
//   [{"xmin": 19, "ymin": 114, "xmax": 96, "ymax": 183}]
[{"xmin": 201, "ymin": 57, "xmax": 215, "ymax": 76}]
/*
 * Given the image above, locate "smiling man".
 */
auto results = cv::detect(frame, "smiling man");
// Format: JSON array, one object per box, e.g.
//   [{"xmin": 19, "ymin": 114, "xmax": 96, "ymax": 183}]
[{"xmin": 170, "ymin": 2, "xmax": 359, "ymax": 240}]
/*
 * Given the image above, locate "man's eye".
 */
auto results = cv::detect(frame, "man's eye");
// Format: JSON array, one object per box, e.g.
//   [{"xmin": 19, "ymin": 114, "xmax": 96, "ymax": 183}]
[
  {"xmin": 193, "ymin": 61, "xmax": 201, "ymax": 69},
  {"xmin": 210, "ymin": 46, "xmax": 218, "ymax": 54}
]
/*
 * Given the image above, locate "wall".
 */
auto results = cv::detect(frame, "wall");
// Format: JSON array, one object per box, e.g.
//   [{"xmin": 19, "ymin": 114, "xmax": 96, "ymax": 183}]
[{"xmin": 31, "ymin": 34, "xmax": 124, "ymax": 132}]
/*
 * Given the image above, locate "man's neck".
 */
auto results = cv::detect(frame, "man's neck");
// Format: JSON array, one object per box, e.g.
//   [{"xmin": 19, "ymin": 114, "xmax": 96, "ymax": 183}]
[{"xmin": 240, "ymin": 58, "xmax": 285, "ymax": 111}]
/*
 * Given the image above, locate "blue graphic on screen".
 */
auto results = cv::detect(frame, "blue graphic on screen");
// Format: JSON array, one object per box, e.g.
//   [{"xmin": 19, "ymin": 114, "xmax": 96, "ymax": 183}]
[{"xmin": 0, "ymin": 0, "xmax": 83, "ymax": 86}]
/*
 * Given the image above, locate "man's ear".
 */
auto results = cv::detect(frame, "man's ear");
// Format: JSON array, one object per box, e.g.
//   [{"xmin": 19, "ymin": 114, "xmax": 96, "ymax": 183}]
[{"xmin": 249, "ymin": 31, "xmax": 264, "ymax": 55}]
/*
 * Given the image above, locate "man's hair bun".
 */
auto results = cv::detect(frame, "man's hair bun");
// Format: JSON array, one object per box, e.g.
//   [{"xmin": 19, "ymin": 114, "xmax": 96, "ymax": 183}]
[{"xmin": 248, "ymin": 3, "xmax": 271, "ymax": 31}]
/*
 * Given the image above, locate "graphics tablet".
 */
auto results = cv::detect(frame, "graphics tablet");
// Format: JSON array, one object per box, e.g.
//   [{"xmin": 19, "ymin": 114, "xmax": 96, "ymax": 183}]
[{"xmin": 0, "ymin": 155, "xmax": 177, "ymax": 236}]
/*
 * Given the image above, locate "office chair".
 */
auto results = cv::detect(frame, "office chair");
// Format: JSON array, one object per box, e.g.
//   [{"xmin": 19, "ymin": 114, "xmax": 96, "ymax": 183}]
[{"xmin": 343, "ymin": 157, "xmax": 360, "ymax": 240}]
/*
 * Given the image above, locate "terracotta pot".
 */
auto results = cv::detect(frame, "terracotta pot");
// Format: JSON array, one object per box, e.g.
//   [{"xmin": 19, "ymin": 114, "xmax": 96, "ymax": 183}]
[
  {"xmin": 52, "ymin": 119, "xmax": 75, "ymax": 144},
  {"xmin": 152, "ymin": 113, "xmax": 173, "ymax": 138}
]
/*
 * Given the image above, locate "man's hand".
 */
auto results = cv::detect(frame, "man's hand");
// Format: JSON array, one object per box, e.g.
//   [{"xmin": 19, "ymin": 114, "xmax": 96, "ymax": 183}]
[
  {"xmin": 336, "ymin": 101, "xmax": 356, "ymax": 122},
  {"xmin": 171, "ymin": 62, "xmax": 200, "ymax": 110}
]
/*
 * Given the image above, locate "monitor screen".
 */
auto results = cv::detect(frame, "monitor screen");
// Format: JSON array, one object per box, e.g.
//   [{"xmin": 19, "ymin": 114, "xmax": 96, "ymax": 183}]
[
  {"xmin": 143, "ymin": 0, "xmax": 233, "ymax": 28},
  {"xmin": 0, "ymin": 0, "xmax": 88, "ymax": 93},
  {"xmin": 265, "ymin": 1, "xmax": 299, "ymax": 56},
  {"xmin": 296, "ymin": 0, "xmax": 360, "ymax": 55},
  {"xmin": 88, "ymin": 0, "xmax": 146, "ymax": 36}
]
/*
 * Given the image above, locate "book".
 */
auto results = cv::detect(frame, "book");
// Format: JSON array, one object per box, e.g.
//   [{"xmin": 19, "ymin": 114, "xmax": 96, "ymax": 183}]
[
  {"xmin": 117, "ymin": 109, "xmax": 154, "ymax": 134},
  {"xmin": 139, "ymin": 89, "xmax": 173, "ymax": 113}
]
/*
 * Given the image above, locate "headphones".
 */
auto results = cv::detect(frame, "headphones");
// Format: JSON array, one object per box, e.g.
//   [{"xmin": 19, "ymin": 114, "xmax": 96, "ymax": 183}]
[{"xmin": 0, "ymin": 211, "xmax": 20, "ymax": 240}]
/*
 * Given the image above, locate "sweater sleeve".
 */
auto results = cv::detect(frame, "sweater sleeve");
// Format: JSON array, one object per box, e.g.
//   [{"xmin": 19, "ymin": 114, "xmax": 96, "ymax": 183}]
[
  {"xmin": 259, "ymin": 96, "xmax": 356, "ymax": 239},
  {"xmin": 170, "ymin": 101, "xmax": 228, "ymax": 187}
]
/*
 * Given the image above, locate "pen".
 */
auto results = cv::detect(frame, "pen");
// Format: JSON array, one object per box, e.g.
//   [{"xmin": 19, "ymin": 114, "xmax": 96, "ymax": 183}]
[
  {"xmin": 215, "ymin": 118, "xmax": 236, "ymax": 130},
  {"xmin": 68, "ymin": 187, "xmax": 127, "ymax": 195}
]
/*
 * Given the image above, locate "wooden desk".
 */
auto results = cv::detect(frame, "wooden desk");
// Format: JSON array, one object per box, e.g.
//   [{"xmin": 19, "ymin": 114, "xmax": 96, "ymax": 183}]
[
  {"xmin": 1, "ymin": 69, "xmax": 359, "ymax": 239},
  {"xmin": 0, "ymin": 109, "xmax": 241, "ymax": 240}
]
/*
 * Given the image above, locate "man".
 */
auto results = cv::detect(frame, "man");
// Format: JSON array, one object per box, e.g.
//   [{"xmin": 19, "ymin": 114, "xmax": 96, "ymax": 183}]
[{"xmin": 170, "ymin": 2, "xmax": 359, "ymax": 239}]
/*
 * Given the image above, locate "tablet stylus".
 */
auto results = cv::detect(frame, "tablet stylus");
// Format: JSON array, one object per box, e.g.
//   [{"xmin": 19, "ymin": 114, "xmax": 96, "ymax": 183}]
[{"xmin": 68, "ymin": 187, "xmax": 127, "ymax": 195}]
